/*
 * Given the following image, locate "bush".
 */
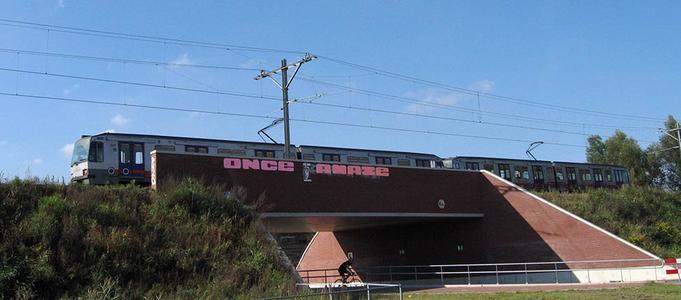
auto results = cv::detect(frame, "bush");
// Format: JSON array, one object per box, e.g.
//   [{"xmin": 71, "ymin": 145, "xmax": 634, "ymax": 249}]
[{"xmin": 0, "ymin": 179, "xmax": 295, "ymax": 299}]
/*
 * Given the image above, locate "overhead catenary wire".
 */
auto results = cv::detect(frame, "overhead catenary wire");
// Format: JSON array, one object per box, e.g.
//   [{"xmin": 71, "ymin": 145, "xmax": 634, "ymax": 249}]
[
  {"xmin": 0, "ymin": 91, "xmax": 587, "ymax": 148},
  {"xmin": 0, "ymin": 45, "xmax": 658, "ymax": 132},
  {"xmin": 316, "ymin": 56, "xmax": 666, "ymax": 123},
  {"xmin": 0, "ymin": 18, "xmax": 306, "ymax": 55},
  {"xmin": 0, "ymin": 45, "xmax": 659, "ymax": 132},
  {"xmin": 299, "ymin": 76, "xmax": 660, "ymax": 131},
  {"xmin": 0, "ymin": 47, "xmax": 260, "ymax": 71},
  {"xmin": 0, "ymin": 17, "xmax": 666, "ymax": 123},
  {"xmin": 0, "ymin": 65, "xmax": 656, "ymax": 141}
]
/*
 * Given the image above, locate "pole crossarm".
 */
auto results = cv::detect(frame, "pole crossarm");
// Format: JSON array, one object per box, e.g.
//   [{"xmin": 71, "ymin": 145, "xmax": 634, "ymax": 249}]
[
  {"xmin": 254, "ymin": 53, "xmax": 317, "ymax": 82},
  {"xmin": 253, "ymin": 53, "xmax": 317, "ymax": 159}
]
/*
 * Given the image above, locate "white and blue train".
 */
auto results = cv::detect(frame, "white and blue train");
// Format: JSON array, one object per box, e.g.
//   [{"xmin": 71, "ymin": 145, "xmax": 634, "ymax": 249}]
[{"xmin": 70, "ymin": 132, "xmax": 629, "ymax": 190}]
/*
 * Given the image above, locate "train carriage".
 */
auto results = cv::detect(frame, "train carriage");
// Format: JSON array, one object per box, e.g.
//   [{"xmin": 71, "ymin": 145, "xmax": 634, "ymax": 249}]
[{"xmin": 444, "ymin": 156, "xmax": 630, "ymax": 191}]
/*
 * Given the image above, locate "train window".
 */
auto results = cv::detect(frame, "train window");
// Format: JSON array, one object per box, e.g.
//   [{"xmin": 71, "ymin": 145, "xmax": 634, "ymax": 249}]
[
  {"xmin": 532, "ymin": 166, "xmax": 544, "ymax": 181},
  {"xmin": 579, "ymin": 169, "xmax": 592, "ymax": 181},
  {"xmin": 415, "ymin": 159, "xmax": 431, "ymax": 168},
  {"xmin": 515, "ymin": 166, "xmax": 529, "ymax": 180},
  {"xmin": 397, "ymin": 159, "xmax": 411, "ymax": 166},
  {"xmin": 302, "ymin": 153, "xmax": 316, "ymax": 161},
  {"xmin": 348, "ymin": 156, "xmax": 370, "ymax": 163},
  {"xmin": 483, "ymin": 164, "xmax": 494, "ymax": 172},
  {"xmin": 454, "ymin": 162, "xmax": 460, "ymax": 169},
  {"xmin": 375, "ymin": 156, "xmax": 393, "ymax": 165},
  {"xmin": 465, "ymin": 162, "xmax": 479, "ymax": 170},
  {"xmin": 134, "ymin": 144, "xmax": 144, "ymax": 165},
  {"xmin": 498, "ymin": 164, "xmax": 511, "ymax": 180},
  {"xmin": 185, "ymin": 145, "xmax": 209, "ymax": 154},
  {"xmin": 566, "ymin": 167, "xmax": 577, "ymax": 183},
  {"xmin": 593, "ymin": 168, "xmax": 603, "ymax": 182},
  {"xmin": 120, "ymin": 143, "xmax": 131, "ymax": 164},
  {"xmin": 623, "ymin": 170, "xmax": 630, "ymax": 183},
  {"xmin": 555, "ymin": 168, "xmax": 565, "ymax": 181},
  {"xmin": 605, "ymin": 170, "xmax": 613, "ymax": 182},
  {"xmin": 88, "ymin": 142, "xmax": 104, "ymax": 162},
  {"xmin": 322, "ymin": 153, "xmax": 340, "ymax": 162},
  {"xmin": 255, "ymin": 149, "xmax": 275, "ymax": 158},
  {"xmin": 155, "ymin": 145, "xmax": 176, "ymax": 152}
]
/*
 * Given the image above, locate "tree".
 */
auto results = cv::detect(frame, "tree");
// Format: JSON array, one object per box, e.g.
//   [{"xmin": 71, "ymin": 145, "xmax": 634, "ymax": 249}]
[
  {"xmin": 586, "ymin": 135, "xmax": 607, "ymax": 164},
  {"xmin": 585, "ymin": 130, "xmax": 655, "ymax": 186},
  {"xmin": 647, "ymin": 115, "xmax": 681, "ymax": 190}
]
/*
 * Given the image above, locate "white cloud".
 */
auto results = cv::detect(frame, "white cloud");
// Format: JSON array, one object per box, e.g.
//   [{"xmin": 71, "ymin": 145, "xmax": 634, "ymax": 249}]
[
  {"xmin": 110, "ymin": 114, "xmax": 130, "ymax": 126},
  {"xmin": 62, "ymin": 83, "xmax": 79, "ymax": 95},
  {"xmin": 474, "ymin": 80, "xmax": 495, "ymax": 93},
  {"xmin": 169, "ymin": 53, "xmax": 192, "ymax": 67},
  {"xmin": 239, "ymin": 58, "xmax": 267, "ymax": 69},
  {"xmin": 32, "ymin": 158, "xmax": 43, "ymax": 165},
  {"xmin": 403, "ymin": 89, "xmax": 460, "ymax": 114},
  {"xmin": 61, "ymin": 143, "xmax": 74, "ymax": 158}
]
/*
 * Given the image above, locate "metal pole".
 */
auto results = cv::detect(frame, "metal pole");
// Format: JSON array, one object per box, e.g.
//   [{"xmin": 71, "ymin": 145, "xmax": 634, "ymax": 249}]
[
  {"xmin": 399, "ymin": 284, "xmax": 403, "ymax": 300},
  {"xmin": 440, "ymin": 266, "xmax": 444, "ymax": 285},
  {"xmin": 676, "ymin": 122, "xmax": 681, "ymax": 160},
  {"xmin": 280, "ymin": 59, "xmax": 290, "ymax": 159},
  {"xmin": 367, "ymin": 285, "xmax": 371, "ymax": 300}
]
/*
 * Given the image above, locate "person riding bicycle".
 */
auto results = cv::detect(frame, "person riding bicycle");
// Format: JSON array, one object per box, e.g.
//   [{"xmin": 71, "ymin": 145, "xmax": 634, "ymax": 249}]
[{"xmin": 337, "ymin": 255, "xmax": 355, "ymax": 283}]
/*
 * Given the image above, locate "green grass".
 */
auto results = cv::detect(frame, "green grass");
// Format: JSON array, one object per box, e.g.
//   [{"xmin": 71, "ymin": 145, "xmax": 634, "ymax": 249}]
[
  {"xmin": 0, "ymin": 178, "xmax": 296, "ymax": 299},
  {"xmin": 536, "ymin": 186, "xmax": 681, "ymax": 258},
  {"xmin": 405, "ymin": 283, "xmax": 681, "ymax": 299}
]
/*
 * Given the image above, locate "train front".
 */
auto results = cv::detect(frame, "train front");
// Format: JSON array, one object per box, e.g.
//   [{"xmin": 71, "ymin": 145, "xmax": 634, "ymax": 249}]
[{"xmin": 69, "ymin": 136, "xmax": 93, "ymax": 183}]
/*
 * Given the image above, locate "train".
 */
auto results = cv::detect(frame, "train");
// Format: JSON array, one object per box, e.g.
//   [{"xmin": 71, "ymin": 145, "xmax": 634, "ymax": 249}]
[{"xmin": 70, "ymin": 132, "xmax": 630, "ymax": 191}]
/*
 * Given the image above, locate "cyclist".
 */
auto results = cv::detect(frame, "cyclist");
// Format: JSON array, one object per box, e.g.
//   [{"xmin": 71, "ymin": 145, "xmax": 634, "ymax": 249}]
[{"xmin": 337, "ymin": 255, "xmax": 355, "ymax": 283}]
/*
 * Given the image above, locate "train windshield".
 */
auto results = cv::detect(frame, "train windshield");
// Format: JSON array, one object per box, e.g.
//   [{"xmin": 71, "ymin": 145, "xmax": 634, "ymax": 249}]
[{"xmin": 71, "ymin": 137, "xmax": 91, "ymax": 166}]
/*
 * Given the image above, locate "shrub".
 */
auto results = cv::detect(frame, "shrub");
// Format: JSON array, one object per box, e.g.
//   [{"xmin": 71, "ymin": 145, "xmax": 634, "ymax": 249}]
[{"xmin": 0, "ymin": 179, "xmax": 295, "ymax": 299}]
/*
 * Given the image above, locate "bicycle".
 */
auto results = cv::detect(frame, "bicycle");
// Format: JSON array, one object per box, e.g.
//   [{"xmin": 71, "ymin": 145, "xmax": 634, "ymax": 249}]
[{"xmin": 333, "ymin": 269, "xmax": 362, "ymax": 286}]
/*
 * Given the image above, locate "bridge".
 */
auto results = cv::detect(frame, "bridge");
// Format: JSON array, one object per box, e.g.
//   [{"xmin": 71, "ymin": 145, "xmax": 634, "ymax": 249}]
[{"xmin": 150, "ymin": 151, "xmax": 668, "ymax": 284}]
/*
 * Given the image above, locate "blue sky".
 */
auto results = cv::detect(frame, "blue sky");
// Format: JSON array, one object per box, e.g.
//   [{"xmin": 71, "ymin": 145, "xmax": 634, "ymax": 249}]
[{"xmin": 0, "ymin": 1, "xmax": 679, "ymax": 180}]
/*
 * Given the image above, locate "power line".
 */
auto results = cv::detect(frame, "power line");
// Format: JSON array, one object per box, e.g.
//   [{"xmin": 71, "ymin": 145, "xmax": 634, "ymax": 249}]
[
  {"xmin": 0, "ymin": 17, "xmax": 664, "ymax": 122},
  {"xmin": 0, "ymin": 66, "xmax": 280, "ymax": 101},
  {"xmin": 1, "ymin": 65, "xmax": 651, "ymax": 140},
  {"xmin": 0, "ymin": 91, "xmax": 586, "ymax": 148},
  {"xmin": 0, "ymin": 44, "xmax": 657, "ymax": 131},
  {"xmin": 0, "ymin": 18, "xmax": 306, "ymax": 55},
  {"xmin": 299, "ymin": 76, "xmax": 660, "ymax": 131},
  {"xmin": 0, "ymin": 47, "xmax": 260, "ymax": 71},
  {"xmin": 317, "ymin": 56, "xmax": 666, "ymax": 123}
]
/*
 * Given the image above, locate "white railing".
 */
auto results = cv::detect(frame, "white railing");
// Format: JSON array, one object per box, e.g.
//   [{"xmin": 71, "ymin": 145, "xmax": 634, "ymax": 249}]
[{"xmin": 299, "ymin": 258, "xmax": 666, "ymax": 286}]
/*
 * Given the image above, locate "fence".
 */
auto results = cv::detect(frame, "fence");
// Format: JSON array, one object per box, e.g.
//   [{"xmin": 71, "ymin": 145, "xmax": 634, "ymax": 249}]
[
  {"xmin": 299, "ymin": 258, "xmax": 664, "ymax": 286},
  {"xmin": 257, "ymin": 283, "xmax": 403, "ymax": 300}
]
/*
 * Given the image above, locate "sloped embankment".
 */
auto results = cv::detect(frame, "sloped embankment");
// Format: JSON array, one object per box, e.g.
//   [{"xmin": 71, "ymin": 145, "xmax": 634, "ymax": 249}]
[
  {"xmin": 537, "ymin": 186, "xmax": 681, "ymax": 258},
  {"xmin": 0, "ymin": 179, "xmax": 296, "ymax": 299}
]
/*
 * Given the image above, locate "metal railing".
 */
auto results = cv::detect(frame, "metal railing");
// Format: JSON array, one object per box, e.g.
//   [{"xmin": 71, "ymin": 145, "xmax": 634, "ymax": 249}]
[{"xmin": 299, "ymin": 258, "xmax": 664, "ymax": 286}]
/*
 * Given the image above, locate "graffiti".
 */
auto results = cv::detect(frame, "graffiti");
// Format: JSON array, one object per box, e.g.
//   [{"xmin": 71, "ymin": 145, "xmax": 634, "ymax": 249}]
[{"xmin": 222, "ymin": 158, "xmax": 390, "ymax": 178}]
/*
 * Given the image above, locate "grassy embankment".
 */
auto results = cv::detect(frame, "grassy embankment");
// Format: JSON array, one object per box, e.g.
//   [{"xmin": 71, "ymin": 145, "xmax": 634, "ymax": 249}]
[
  {"xmin": 537, "ymin": 185, "xmax": 681, "ymax": 258},
  {"xmin": 0, "ymin": 178, "xmax": 296, "ymax": 299}
]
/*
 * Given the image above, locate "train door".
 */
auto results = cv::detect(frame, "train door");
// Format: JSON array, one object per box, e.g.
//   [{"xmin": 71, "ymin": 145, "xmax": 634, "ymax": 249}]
[
  {"xmin": 118, "ymin": 142, "xmax": 145, "ymax": 180},
  {"xmin": 532, "ymin": 165, "xmax": 544, "ymax": 186},
  {"xmin": 566, "ymin": 167, "xmax": 578, "ymax": 186}
]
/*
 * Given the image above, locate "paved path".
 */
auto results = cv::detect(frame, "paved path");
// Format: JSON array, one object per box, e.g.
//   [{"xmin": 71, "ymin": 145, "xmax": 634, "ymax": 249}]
[{"xmin": 405, "ymin": 282, "xmax": 651, "ymax": 294}]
